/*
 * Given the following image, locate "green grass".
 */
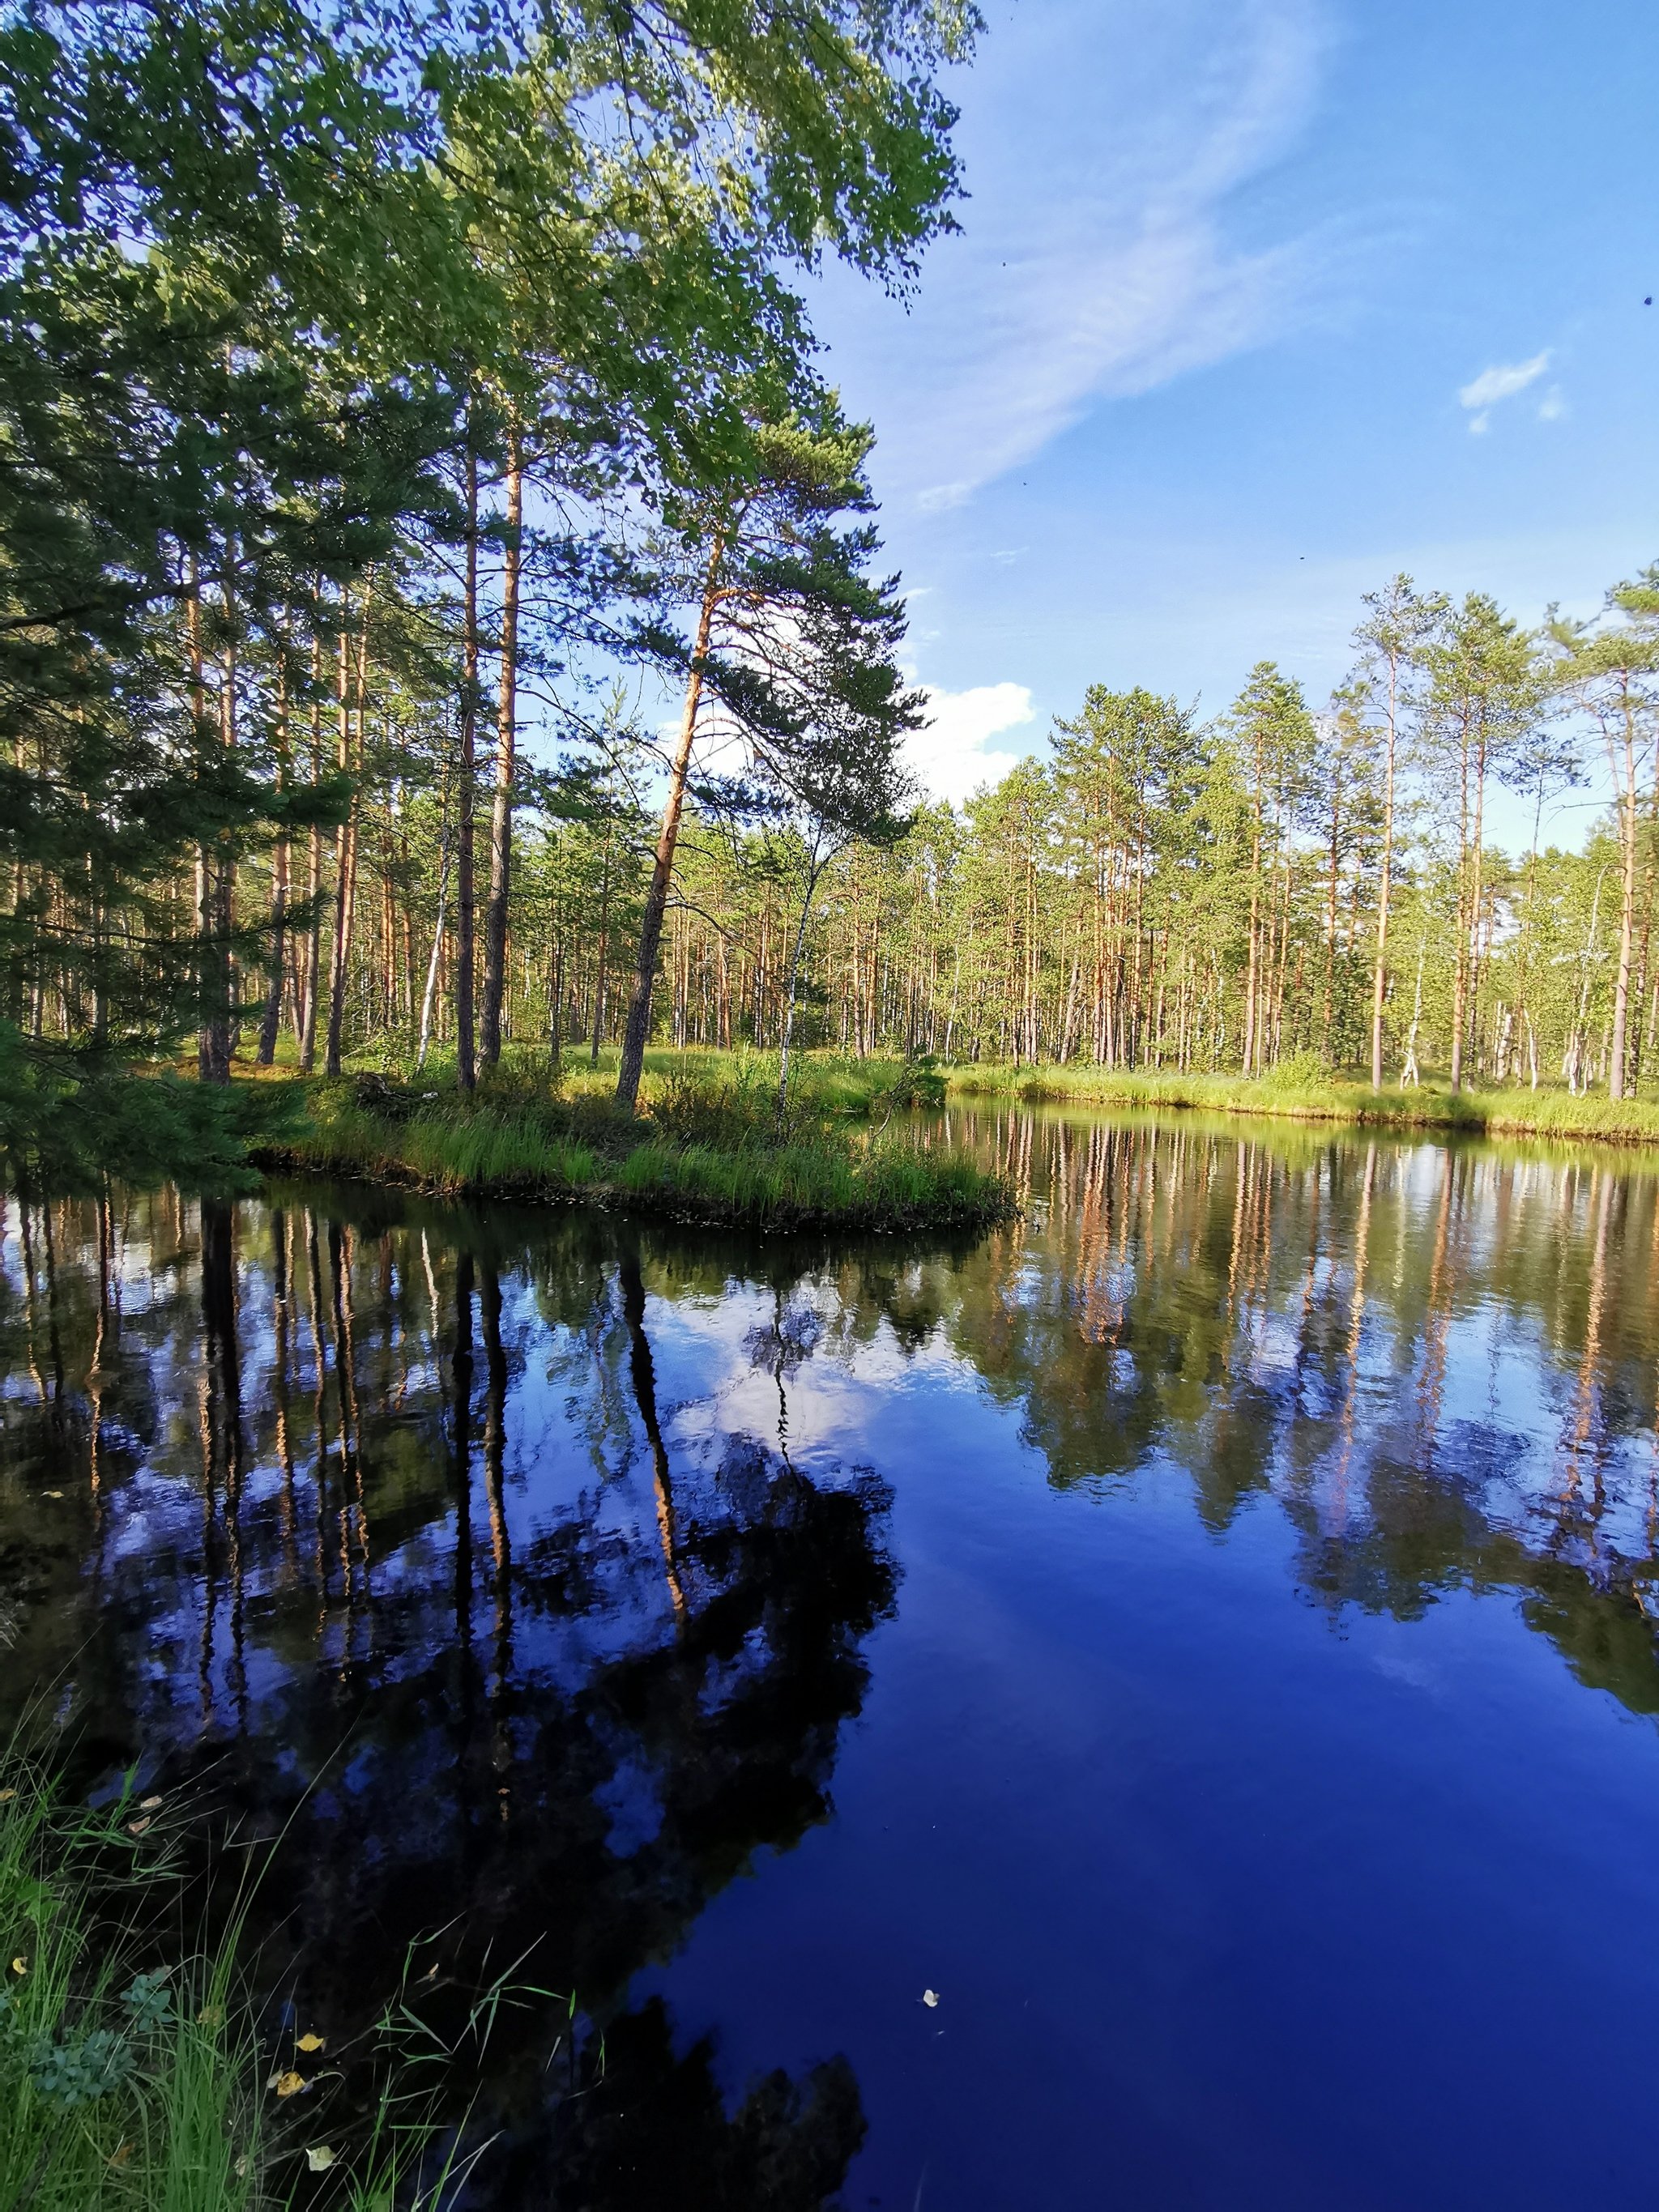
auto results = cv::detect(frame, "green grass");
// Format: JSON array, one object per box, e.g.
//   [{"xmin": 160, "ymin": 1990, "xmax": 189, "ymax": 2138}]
[
  {"xmin": 941, "ymin": 1059, "xmax": 1659, "ymax": 1147},
  {"xmin": 257, "ymin": 1055, "xmax": 1009, "ymax": 1233},
  {"xmin": 0, "ymin": 1756, "xmax": 496, "ymax": 2210}
]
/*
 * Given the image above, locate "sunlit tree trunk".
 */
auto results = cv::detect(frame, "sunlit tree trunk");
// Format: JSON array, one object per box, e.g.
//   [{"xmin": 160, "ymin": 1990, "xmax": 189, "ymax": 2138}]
[
  {"xmin": 616, "ymin": 535, "xmax": 724, "ymax": 1109},
  {"xmin": 258, "ymin": 621, "xmax": 292, "ymax": 1065},
  {"xmin": 1370, "ymin": 648, "xmax": 1401, "ymax": 1089},
  {"xmin": 480, "ymin": 421, "xmax": 523, "ymax": 1070},
  {"xmin": 455, "ymin": 445, "xmax": 480, "ymax": 1093},
  {"xmin": 1608, "ymin": 678, "xmax": 1640, "ymax": 1099}
]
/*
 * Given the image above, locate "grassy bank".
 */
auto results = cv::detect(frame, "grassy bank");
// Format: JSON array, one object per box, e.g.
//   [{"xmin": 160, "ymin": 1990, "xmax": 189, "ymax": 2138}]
[
  {"xmin": 257, "ymin": 1056, "xmax": 1011, "ymax": 1234},
  {"xmin": 0, "ymin": 1759, "xmax": 458, "ymax": 2211},
  {"xmin": 942, "ymin": 1061, "xmax": 1659, "ymax": 1147}
]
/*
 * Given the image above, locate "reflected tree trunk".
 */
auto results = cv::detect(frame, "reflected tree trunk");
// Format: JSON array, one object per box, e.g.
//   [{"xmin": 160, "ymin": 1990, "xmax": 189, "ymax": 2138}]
[
  {"xmin": 480, "ymin": 1255, "xmax": 514, "ymax": 1814},
  {"xmin": 619, "ymin": 1248, "xmax": 687, "ymax": 1622}
]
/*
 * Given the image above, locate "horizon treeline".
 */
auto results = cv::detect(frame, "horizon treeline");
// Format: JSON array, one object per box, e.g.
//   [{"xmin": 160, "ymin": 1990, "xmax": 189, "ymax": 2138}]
[{"xmin": 109, "ymin": 562, "xmax": 1656, "ymax": 1103}]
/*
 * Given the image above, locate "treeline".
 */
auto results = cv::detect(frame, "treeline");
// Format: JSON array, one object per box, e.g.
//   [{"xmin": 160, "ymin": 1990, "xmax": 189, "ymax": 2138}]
[
  {"xmin": 9, "ymin": 0, "xmax": 1659, "ymax": 1170},
  {"xmin": 337, "ymin": 573, "xmax": 1659, "ymax": 1097},
  {"xmin": 2, "ymin": 0, "xmax": 962, "ymax": 1171}
]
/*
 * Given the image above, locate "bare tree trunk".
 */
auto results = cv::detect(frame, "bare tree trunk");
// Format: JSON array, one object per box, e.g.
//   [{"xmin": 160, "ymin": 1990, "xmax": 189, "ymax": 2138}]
[
  {"xmin": 258, "ymin": 625, "xmax": 292, "ymax": 1064},
  {"xmin": 1609, "ymin": 688, "xmax": 1640, "ymax": 1099},
  {"xmin": 589, "ymin": 827, "xmax": 613, "ymax": 1065},
  {"xmin": 777, "ymin": 852, "xmax": 824, "ymax": 1119},
  {"xmin": 455, "ymin": 444, "xmax": 480, "ymax": 1093},
  {"xmin": 1401, "ymin": 936, "xmax": 1426, "ymax": 1086},
  {"xmin": 616, "ymin": 535, "xmax": 723, "ymax": 1110},
  {"xmin": 417, "ymin": 798, "xmax": 452, "ymax": 1072},
  {"xmin": 1242, "ymin": 745, "xmax": 1265, "ymax": 1074},
  {"xmin": 1449, "ymin": 714, "xmax": 1473, "ymax": 1093},
  {"xmin": 296, "ymin": 620, "xmax": 324, "ymax": 1072},
  {"xmin": 1370, "ymin": 650, "xmax": 1400, "ymax": 1089},
  {"xmin": 480, "ymin": 422, "xmax": 523, "ymax": 1070},
  {"xmin": 325, "ymin": 588, "xmax": 370, "ymax": 1079}
]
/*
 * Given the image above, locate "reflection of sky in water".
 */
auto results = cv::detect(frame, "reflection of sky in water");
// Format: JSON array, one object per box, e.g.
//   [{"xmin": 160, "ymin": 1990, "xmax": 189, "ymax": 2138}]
[{"xmin": 5, "ymin": 1117, "xmax": 1659, "ymax": 2208}]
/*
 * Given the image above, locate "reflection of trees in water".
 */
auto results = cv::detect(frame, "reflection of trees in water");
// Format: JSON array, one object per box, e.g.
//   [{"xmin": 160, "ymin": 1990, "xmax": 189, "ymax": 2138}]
[
  {"xmin": 924, "ymin": 1110, "xmax": 1659, "ymax": 1713},
  {"xmin": 0, "ymin": 1187, "xmax": 898, "ymax": 2208},
  {"xmin": 12, "ymin": 1134, "xmax": 1659, "ymax": 2184}
]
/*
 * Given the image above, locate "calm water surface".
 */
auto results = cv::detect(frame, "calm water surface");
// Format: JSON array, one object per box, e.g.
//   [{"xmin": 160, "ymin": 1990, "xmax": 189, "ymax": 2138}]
[{"xmin": 5, "ymin": 1109, "xmax": 1659, "ymax": 2208}]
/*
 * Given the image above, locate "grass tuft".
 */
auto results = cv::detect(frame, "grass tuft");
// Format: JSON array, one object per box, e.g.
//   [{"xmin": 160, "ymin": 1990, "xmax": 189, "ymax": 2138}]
[
  {"xmin": 0, "ymin": 1755, "xmax": 491, "ymax": 2210},
  {"xmin": 255, "ymin": 1056, "xmax": 1010, "ymax": 1233}
]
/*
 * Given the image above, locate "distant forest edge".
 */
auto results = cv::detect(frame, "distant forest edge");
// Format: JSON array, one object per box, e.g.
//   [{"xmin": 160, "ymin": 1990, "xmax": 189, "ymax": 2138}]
[{"xmin": 8, "ymin": 0, "xmax": 1659, "ymax": 1194}]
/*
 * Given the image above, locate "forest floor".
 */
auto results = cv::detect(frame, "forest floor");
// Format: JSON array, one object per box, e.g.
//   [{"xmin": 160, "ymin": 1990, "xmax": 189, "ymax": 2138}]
[
  {"xmin": 940, "ymin": 1062, "xmax": 1659, "ymax": 1148},
  {"xmin": 252, "ymin": 1051, "xmax": 1014, "ymax": 1233}
]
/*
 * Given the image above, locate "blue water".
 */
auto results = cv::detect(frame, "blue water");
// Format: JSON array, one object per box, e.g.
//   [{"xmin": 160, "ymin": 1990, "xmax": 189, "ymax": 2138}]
[{"xmin": 4, "ymin": 1114, "xmax": 1659, "ymax": 2206}]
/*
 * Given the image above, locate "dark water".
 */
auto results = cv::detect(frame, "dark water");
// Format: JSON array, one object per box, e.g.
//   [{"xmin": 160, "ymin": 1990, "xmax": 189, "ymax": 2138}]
[{"xmin": 6, "ymin": 1110, "xmax": 1659, "ymax": 2209}]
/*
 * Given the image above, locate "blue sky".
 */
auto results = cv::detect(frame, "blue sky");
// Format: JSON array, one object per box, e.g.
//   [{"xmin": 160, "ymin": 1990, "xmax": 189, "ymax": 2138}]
[{"xmin": 808, "ymin": 0, "xmax": 1659, "ymax": 845}]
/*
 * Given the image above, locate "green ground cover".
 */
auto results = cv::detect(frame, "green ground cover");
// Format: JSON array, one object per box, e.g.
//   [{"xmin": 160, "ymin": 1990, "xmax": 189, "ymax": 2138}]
[{"xmin": 257, "ymin": 1053, "xmax": 1010, "ymax": 1234}]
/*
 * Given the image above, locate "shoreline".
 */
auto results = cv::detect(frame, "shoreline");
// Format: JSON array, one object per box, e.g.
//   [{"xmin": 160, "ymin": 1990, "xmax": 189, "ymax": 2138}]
[
  {"xmin": 942, "ymin": 1068, "xmax": 1659, "ymax": 1151},
  {"xmin": 253, "ymin": 1073, "xmax": 1017, "ymax": 1234}
]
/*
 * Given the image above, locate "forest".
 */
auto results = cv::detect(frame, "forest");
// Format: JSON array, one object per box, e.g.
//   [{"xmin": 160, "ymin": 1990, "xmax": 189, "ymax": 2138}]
[{"xmin": 6, "ymin": 0, "xmax": 1659, "ymax": 1200}]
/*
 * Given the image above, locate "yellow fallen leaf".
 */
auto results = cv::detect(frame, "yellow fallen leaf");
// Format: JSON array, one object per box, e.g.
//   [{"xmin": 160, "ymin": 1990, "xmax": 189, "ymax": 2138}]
[
  {"xmin": 43, "ymin": 1490, "xmax": 62, "ymax": 1500},
  {"xmin": 126, "ymin": 1818, "xmax": 151, "ymax": 1836},
  {"xmin": 296, "ymin": 2032, "xmax": 325, "ymax": 2053},
  {"xmin": 11, "ymin": 1958, "xmax": 26, "ymax": 1976},
  {"xmin": 108, "ymin": 2142, "xmax": 134, "ymax": 2169},
  {"xmin": 139, "ymin": 1795, "xmax": 164, "ymax": 1813},
  {"xmin": 272, "ymin": 2071, "xmax": 305, "ymax": 2099},
  {"xmin": 0, "ymin": 1790, "xmax": 15, "ymax": 1804},
  {"xmin": 305, "ymin": 2147, "xmax": 335, "ymax": 2172}
]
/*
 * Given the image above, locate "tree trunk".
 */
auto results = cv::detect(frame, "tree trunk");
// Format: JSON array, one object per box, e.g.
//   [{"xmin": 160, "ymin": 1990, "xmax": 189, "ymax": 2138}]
[
  {"xmin": 257, "ymin": 626, "xmax": 292, "ymax": 1065},
  {"xmin": 589, "ymin": 826, "xmax": 614, "ymax": 1064},
  {"xmin": 1370, "ymin": 650, "xmax": 1399, "ymax": 1089},
  {"xmin": 324, "ymin": 589, "xmax": 369, "ymax": 1079},
  {"xmin": 1609, "ymin": 687, "xmax": 1640, "ymax": 1099},
  {"xmin": 296, "ymin": 620, "xmax": 324, "ymax": 1072},
  {"xmin": 1449, "ymin": 713, "xmax": 1473, "ymax": 1093},
  {"xmin": 615, "ymin": 535, "xmax": 723, "ymax": 1110},
  {"xmin": 455, "ymin": 444, "xmax": 480, "ymax": 1093},
  {"xmin": 480, "ymin": 423, "xmax": 523, "ymax": 1070},
  {"xmin": 777, "ymin": 854, "xmax": 823, "ymax": 1119},
  {"xmin": 416, "ymin": 800, "xmax": 452, "ymax": 1071}
]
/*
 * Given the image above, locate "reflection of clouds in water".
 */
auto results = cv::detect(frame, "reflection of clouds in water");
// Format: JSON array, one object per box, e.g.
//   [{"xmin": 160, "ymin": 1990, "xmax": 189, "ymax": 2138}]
[
  {"xmin": 1371, "ymin": 1650, "xmax": 1441, "ymax": 1696},
  {"xmin": 647, "ymin": 1274, "xmax": 965, "ymax": 1471}
]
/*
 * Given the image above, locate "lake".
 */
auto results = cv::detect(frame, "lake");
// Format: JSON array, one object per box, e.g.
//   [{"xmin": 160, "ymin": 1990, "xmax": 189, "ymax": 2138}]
[{"xmin": 5, "ymin": 1106, "xmax": 1659, "ymax": 2210}]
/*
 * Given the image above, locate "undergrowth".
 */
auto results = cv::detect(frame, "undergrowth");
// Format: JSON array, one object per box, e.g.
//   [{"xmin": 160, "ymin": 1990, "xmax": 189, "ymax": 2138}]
[
  {"xmin": 258, "ymin": 1056, "xmax": 1007, "ymax": 1231},
  {"xmin": 0, "ymin": 1757, "xmax": 492, "ymax": 2210}
]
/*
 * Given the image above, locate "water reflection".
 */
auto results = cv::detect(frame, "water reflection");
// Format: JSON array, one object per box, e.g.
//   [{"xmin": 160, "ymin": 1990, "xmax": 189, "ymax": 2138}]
[
  {"xmin": 6, "ymin": 1113, "xmax": 1659, "ymax": 2203},
  {"xmin": 0, "ymin": 1191, "xmax": 901, "ymax": 2203},
  {"xmin": 928, "ymin": 1108, "xmax": 1659, "ymax": 1706}
]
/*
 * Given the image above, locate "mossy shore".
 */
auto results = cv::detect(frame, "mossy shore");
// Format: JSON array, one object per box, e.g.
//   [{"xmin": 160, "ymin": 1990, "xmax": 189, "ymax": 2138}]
[
  {"xmin": 941, "ymin": 1062, "xmax": 1659, "ymax": 1148},
  {"xmin": 254, "ymin": 1063, "xmax": 1015, "ymax": 1234}
]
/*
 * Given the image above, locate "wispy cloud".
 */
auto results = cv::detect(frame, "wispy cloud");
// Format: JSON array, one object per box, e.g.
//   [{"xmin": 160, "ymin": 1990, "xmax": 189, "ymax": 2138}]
[
  {"xmin": 813, "ymin": 0, "xmax": 1333, "ymax": 509},
  {"xmin": 1458, "ymin": 350, "xmax": 1551, "ymax": 432},
  {"xmin": 909, "ymin": 681, "xmax": 1035, "ymax": 805}
]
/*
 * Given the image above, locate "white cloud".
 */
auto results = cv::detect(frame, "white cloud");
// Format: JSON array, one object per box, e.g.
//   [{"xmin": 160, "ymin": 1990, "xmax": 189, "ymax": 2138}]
[
  {"xmin": 1537, "ymin": 385, "xmax": 1567, "ymax": 422},
  {"xmin": 1467, "ymin": 409, "xmax": 1490, "ymax": 436},
  {"xmin": 810, "ymin": 0, "xmax": 1333, "ymax": 509},
  {"xmin": 908, "ymin": 681, "xmax": 1036, "ymax": 806},
  {"xmin": 1457, "ymin": 350, "xmax": 1550, "ymax": 412}
]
